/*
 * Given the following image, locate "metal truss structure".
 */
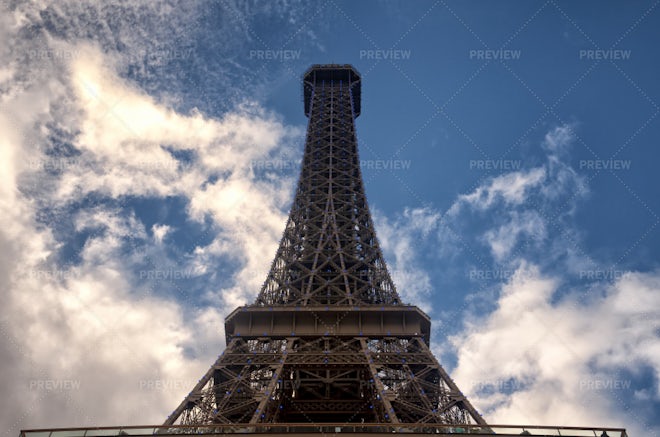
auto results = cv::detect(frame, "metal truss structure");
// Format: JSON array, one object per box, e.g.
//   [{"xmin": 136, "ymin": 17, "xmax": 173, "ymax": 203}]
[{"xmin": 164, "ymin": 65, "xmax": 487, "ymax": 427}]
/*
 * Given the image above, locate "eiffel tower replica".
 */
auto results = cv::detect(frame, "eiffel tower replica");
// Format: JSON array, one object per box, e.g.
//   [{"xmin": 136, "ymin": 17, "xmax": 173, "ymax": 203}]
[{"xmin": 163, "ymin": 64, "xmax": 486, "ymax": 427}]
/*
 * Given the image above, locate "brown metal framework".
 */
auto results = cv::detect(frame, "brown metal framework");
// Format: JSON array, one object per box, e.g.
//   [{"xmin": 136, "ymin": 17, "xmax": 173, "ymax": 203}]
[{"xmin": 164, "ymin": 65, "xmax": 486, "ymax": 427}]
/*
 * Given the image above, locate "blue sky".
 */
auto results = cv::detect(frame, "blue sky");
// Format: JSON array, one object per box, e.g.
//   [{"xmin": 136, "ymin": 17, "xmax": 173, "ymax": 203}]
[{"xmin": 1, "ymin": 1, "xmax": 659, "ymax": 435}]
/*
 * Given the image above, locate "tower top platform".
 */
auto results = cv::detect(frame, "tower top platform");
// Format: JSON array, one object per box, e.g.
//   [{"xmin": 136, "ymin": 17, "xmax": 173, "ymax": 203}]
[{"xmin": 303, "ymin": 64, "xmax": 361, "ymax": 117}]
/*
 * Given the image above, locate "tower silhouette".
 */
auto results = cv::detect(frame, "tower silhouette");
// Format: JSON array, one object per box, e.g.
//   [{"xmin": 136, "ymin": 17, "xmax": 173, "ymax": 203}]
[{"xmin": 164, "ymin": 64, "xmax": 486, "ymax": 427}]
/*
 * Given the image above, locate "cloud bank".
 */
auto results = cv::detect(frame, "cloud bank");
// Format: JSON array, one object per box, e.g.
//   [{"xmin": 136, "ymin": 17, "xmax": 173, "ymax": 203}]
[
  {"xmin": 389, "ymin": 125, "xmax": 659, "ymax": 435},
  {"xmin": 0, "ymin": 1, "xmax": 304, "ymax": 432}
]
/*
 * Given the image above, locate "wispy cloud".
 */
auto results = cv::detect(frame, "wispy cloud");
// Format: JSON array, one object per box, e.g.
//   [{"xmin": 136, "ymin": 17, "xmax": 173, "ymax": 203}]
[
  {"xmin": 449, "ymin": 167, "xmax": 547, "ymax": 214},
  {"xmin": 358, "ymin": 122, "xmax": 659, "ymax": 434},
  {"xmin": 482, "ymin": 210, "xmax": 546, "ymax": 262},
  {"xmin": 0, "ymin": 1, "xmax": 306, "ymax": 431},
  {"xmin": 431, "ymin": 124, "xmax": 659, "ymax": 434},
  {"xmin": 375, "ymin": 206, "xmax": 442, "ymax": 313},
  {"xmin": 441, "ymin": 124, "xmax": 588, "ymax": 272}
]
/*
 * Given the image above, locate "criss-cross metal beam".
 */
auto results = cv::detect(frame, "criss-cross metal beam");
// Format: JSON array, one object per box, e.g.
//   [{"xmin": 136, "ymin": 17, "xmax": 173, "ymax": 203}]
[{"xmin": 164, "ymin": 65, "xmax": 486, "ymax": 427}]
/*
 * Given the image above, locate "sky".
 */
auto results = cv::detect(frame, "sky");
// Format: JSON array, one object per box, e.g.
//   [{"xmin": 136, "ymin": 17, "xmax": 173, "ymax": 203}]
[{"xmin": 1, "ymin": 0, "xmax": 659, "ymax": 435}]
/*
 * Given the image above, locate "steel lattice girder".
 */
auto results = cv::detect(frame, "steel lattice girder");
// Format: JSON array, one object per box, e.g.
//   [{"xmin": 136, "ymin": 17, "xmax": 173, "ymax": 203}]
[
  {"xmin": 165, "ymin": 335, "xmax": 485, "ymax": 426},
  {"xmin": 164, "ymin": 65, "xmax": 486, "ymax": 428},
  {"xmin": 255, "ymin": 67, "xmax": 398, "ymax": 308}
]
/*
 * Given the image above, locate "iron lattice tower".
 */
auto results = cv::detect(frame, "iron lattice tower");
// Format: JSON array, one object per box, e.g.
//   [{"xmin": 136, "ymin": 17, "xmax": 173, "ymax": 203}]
[{"xmin": 164, "ymin": 65, "xmax": 487, "ymax": 427}]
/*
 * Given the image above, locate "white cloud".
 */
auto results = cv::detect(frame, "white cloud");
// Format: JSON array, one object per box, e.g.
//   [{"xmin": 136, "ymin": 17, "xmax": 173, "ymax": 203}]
[
  {"xmin": 543, "ymin": 124, "xmax": 575, "ymax": 154},
  {"xmin": 375, "ymin": 207, "xmax": 442, "ymax": 312},
  {"xmin": 449, "ymin": 125, "xmax": 586, "ymax": 221},
  {"xmin": 53, "ymin": 43, "xmax": 299, "ymax": 202},
  {"xmin": 58, "ymin": 44, "xmax": 300, "ymax": 313},
  {"xmin": 449, "ymin": 167, "xmax": 546, "ymax": 214},
  {"xmin": 0, "ymin": 195, "xmax": 210, "ymax": 430},
  {"xmin": 0, "ymin": 4, "xmax": 302, "ymax": 433},
  {"xmin": 451, "ymin": 263, "xmax": 660, "ymax": 435},
  {"xmin": 429, "ymin": 124, "xmax": 655, "ymax": 434},
  {"xmin": 152, "ymin": 224, "xmax": 171, "ymax": 244},
  {"xmin": 483, "ymin": 210, "xmax": 546, "ymax": 262},
  {"xmin": 441, "ymin": 124, "xmax": 588, "ymax": 270}
]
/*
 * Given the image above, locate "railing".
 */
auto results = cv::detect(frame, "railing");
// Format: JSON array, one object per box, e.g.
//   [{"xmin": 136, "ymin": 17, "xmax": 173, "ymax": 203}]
[{"xmin": 19, "ymin": 423, "xmax": 627, "ymax": 437}]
